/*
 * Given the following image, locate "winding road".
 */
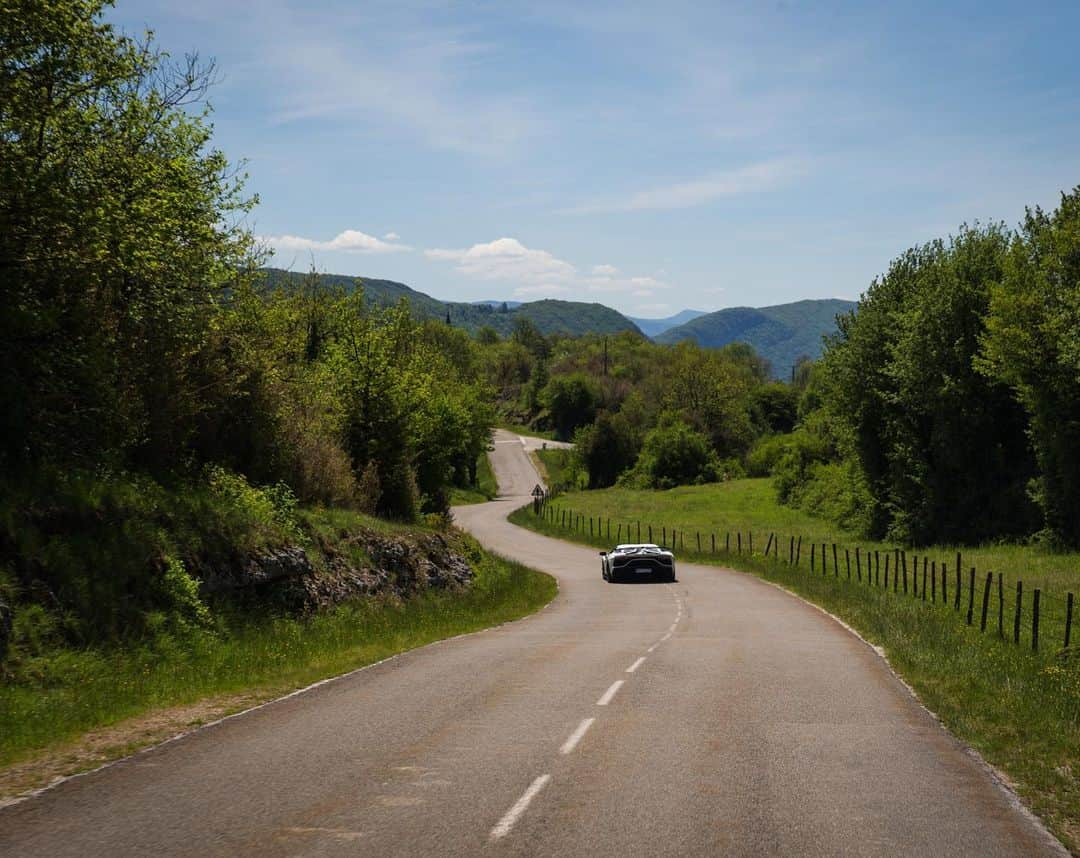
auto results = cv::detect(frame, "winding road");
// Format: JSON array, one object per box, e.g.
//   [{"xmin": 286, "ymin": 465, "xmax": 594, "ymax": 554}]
[{"xmin": 0, "ymin": 430, "xmax": 1065, "ymax": 856}]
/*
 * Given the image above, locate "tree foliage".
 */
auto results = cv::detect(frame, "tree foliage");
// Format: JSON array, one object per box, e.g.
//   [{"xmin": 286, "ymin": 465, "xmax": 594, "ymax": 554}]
[
  {"xmin": 980, "ymin": 188, "xmax": 1080, "ymax": 546},
  {"xmin": 818, "ymin": 226, "xmax": 1037, "ymax": 544}
]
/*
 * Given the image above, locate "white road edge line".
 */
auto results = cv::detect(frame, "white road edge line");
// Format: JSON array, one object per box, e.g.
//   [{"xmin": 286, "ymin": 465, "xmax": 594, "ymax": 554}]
[
  {"xmin": 626, "ymin": 657, "xmax": 646, "ymax": 673},
  {"xmin": 490, "ymin": 774, "xmax": 551, "ymax": 840},
  {"xmin": 560, "ymin": 718, "xmax": 596, "ymax": 755},
  {"xmin": 596, "ymin": 680, "xmax": 624, "ymax": 706},
  {"xmin": 646, "ymin": 644, "xmax": 658, "ymax": 653}
]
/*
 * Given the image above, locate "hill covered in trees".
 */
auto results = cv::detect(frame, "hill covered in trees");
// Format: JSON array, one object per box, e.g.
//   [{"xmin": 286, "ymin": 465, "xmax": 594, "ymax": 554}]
[
  {"xmin": 261, "ymin": 268, "xmax": 643, "ymax": 338},
  {"xmin": 657, "ymin": 299, "xmax": 855, "ymax": 376}
]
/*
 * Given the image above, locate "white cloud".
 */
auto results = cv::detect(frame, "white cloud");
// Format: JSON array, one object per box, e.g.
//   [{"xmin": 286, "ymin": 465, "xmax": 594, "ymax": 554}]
[
  {"xmin": 563, "ymin": 159, "xmax": 806, "ymax": 214},
  {"xmin": 384, "ymin": 231, "xmax": 401, "ymax": 241},
  {"xmin": 426, "ymin": 236, "xmax": 674, "ymax": 308},
  {"xmin": 263, "ymin": 229, "xmax": 410, "ymax": 254},
  {"xmin": 425, "ymin": 237, "xmax": 576, "ymax": 283}
]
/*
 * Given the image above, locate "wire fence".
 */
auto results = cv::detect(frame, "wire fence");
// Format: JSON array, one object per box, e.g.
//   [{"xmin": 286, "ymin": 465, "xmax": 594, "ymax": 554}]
[{"xmin": 534, "ymin": 499, "xmax": 1076, "ymax": 656}]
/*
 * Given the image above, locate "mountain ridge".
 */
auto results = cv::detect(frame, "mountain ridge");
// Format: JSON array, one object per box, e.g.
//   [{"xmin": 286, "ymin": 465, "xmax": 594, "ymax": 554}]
[
  {"xmin": 259, "ymin": 268, "xmax": 643, "ymax": 338},
  {"xmin": 656, "ymin": 298, "xmax": 855, "ymax": 375}
]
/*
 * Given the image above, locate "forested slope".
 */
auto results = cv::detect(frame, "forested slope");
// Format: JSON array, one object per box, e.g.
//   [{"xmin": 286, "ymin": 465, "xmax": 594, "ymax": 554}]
[
  {"xmin": 657, "ymin": 299, "xmax": 855, "ymax": 375},
  {"xmin": 261, "ymin": 268, "xmax": 642, "ymax": 338}
]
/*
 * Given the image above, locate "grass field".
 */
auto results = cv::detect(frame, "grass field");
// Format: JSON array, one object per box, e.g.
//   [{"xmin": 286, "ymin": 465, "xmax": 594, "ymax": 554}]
[
  {"xmin": 448, "ymin": 452, "xmax": 499, "ymax": 505},
  {"xmin": 521, "ymin": 478, "xmax": 1079, "ymax": 648},
  {"xmin": 510, "ymin": 480, "xmax": 1080, "ymax": 851},
  {"xmin": 0, "ymin": 534, "xmax": 556, "ymax": 777},
  {"xmin": 533, "ymin": 447, "xmax": 575, "ymax": 490}
]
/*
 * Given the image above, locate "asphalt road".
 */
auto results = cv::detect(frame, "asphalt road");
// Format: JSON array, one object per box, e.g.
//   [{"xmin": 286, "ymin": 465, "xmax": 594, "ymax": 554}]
[{"xmin": 0, "ymin": 430, "xmax": 1065, "ymax": 856}]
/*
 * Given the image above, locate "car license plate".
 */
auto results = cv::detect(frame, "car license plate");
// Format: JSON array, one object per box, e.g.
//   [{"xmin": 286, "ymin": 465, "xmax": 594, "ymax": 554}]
[{"xmin": 635, "ymin": 567, "xmax": 652, "ymax": 575}]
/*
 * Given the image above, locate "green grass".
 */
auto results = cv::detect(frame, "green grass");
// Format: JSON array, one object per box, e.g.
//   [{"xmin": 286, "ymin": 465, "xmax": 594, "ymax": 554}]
[
  {"xmin": 534, "ymin": 447, "xmax": 575, "ymax": 490},
  {"xmin": 496, "ymin": 420, "xmax": 556, "ymax": 440},
  {"xmin": 0, "ymin": 537, "xmax": 556, "ymax": 770},
  {"xmin": 520, "ymin": 478, "xmax": 1079, "ymax": 647},
  {"xmin": 448, "ymin": 452, "xmax": 499, "ymax": 505},
  {"xmin": 511, "ymin": 483, "xmax": 1080, "ymax": 851}
]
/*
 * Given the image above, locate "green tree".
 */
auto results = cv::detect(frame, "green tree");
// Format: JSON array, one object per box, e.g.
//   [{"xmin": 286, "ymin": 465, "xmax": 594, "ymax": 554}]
[
  {"xmin": 623, "ymin": 415, "xmax": 719, "ymax": 489},
  {"xmin": 0, "ymin": 0, "xmax": 255, "ymax": 471},
  {"xmin": 821, "ymin": 225, "xmax": 1037, "ymax": 544},
  {"xmin": 574, "ymin": 411, "xmax": 639, "ymax": 488},
  {"xmin": 981, "ymin": 188, "xmax": 1080, "ymax": 546},
  {"xmin": 542, "ymin": 373, "xmax": 599, "ymax": 440}
]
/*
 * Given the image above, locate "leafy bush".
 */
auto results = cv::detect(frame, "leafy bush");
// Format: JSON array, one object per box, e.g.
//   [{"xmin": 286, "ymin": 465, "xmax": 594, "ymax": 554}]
[{"xmin": 620, "ymin": 417, "xmax": 720, "ymax": 489}]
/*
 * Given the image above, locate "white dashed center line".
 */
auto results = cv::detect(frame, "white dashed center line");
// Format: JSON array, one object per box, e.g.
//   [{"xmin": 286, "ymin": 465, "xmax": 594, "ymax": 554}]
[
  {"xmin": 490, "ymin": 775, "xmax": 551, "ymax": 840},
  {"xmin": 626, "ymin": 657, "xmax": 646, "ymax": 673},
  {"xmin": 596, "ymin": 680, "xmax": 624, "ymax": 706},
  {"xmin": 560, "ymin": 718, "xmax": 596, "ymax": 755}
]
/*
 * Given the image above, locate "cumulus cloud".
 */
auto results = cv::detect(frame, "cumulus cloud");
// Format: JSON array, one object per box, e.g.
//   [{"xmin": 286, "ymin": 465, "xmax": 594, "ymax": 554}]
[
  {"xmin": 262, "ymin": 229, "xmax": 410, "ymax": 254},
  {"xmin": 426, "ymin": 236, "xmax": 673, "ymax": 307},
  {"xmin": 425, "ymin": 237, "xmax": 576, "ymax": 283},
  {"xmin": 384, "ymin": 231, "xmax": 401, "ymax": 241}
]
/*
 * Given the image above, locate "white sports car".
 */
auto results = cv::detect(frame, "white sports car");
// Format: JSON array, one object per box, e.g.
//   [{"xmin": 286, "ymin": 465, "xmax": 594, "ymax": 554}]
[{"xmin": 600, "ymin": 544, "xmax": 676, "ymax": 583}]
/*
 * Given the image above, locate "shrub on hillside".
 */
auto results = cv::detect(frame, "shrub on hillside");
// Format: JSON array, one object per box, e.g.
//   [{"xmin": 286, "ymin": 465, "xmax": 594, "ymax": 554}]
[{"xmin": 620, "ymin": 417, "xmax": 720, "ymax": 489}]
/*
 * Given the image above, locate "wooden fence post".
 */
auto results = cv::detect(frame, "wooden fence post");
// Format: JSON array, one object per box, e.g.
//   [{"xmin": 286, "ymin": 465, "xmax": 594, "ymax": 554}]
[
  {"xmin": 1014, "ymin": 581, "xmax": 1022, "ymax": 645},
  {"xmin": 697, "ymin": 532, "xmax": 701, "ymax": 553},
  {"xmin": 617, "ymin": 523, "xmax": 622, "ymax": 542},
  {"xmin": 884, "ymin": 553, "xmax": 890, "ymax": 589},
  {"xmin": 637, "ymin": 521, "xmax": 641, "ymax": 542},
  {"xmin": 737, "ymin": 532, "xmax": 742, "ymax": 554},
  {"xmin": 795, "ymin": 536, "xmax": 801, "ymax": 566},
  {"xmin": 997, "ymin": 574, "xmax": 1004, "ymax": 638},
  {"xmin": 648, "ymin": 524, "xmax": 653, "ymax": 543},
  {"xmin": 912, "ymin": 555, "xmax": 918, "ymax": 597},
  {"xmin": 789, "ymin": 536, "xmax": 794, "ymax": 564},
  {"xmin": 711, "ymin": 533, "xmax": 716, "ymax": 554},
  {"xmin": 811, "ymin": 543, "xmax": 816, "ymax": 571},
  {"xmin": 765, "ymin": 533, "xmax": 774, "ymax": 557},
  {"xmin": 955, "ymin": 566, "xmax": 962, "ymax": 611},
  {"xmin": 855, "ymin": 547, "xmax": 861, "ymax": 581},
  {"xmin": 1066, "ymin": 593, "xmax": 1074, "ymax": 650},
  {"xmin": 845, "ymin": 548, "xmax": 851, "ymax": 579},
  {"xmin": 980, "ymin": 572, "xmax": 992, "ymax": 632},
  {"xmin": 1033, "ymin": 589, "xmax": 1041, "ymax": 653},
  {"xmin": 875, "ymin": 551, "xmax": 880, "ymax": 587},
  {"xmin": 749, "ymin": 532, "xmax": 753, "ymax": 555},
  {"xmin": 931, "ymin": 560, "xmax": 936, "ymax": 603},
  {"xmin": 727, "ymin": 533, "xmax": 731, "ymax": 553},
  {"xmin": 966, "ymin": 568, "xmax": 976, "ymax": 625},
  {"xmin": 941, "ymin": 562, "xmax": 947, "ymax": 604},
  {"xmin": 662, "ymin": 526, "xmax": 666, "ymax": 547},
  {"xmin": 833, "ymin": 543, "xmax": 839, "ymax": 577},
  {"xmin": 902, "ymin": 551, "xmax": 908, "ymax": 594},
  {"xmin": 921, "ymin": 559, "xmax": 928, "ymax": 602}
]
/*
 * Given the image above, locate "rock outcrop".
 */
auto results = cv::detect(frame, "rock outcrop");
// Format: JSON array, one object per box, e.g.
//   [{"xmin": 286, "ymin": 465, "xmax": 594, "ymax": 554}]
[{"xmin": 195, "ymin": 529, "xmax": 474, "ymax": 612}]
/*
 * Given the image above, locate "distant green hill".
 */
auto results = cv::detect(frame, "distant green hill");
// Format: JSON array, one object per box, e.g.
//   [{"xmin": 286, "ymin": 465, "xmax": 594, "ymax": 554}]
[
  {"xmin": 656, "ymin": 299, "xmax": 856, "ymax": 377},
  {"xmin": 259, "ymin": 268, "xmax": 642, "ymax": 338}
]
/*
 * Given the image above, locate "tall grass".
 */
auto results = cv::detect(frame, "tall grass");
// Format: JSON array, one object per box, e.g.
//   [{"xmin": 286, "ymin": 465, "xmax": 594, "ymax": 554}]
[{"xmin": 0, "ymin": 550, "xmax": 555, "ymax": 769}]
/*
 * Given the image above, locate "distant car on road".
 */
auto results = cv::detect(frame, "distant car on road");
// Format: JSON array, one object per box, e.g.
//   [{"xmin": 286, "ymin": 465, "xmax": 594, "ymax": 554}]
[{"xmin": 600, "ymin": 544, "xmax": 676, "ymax": 583}]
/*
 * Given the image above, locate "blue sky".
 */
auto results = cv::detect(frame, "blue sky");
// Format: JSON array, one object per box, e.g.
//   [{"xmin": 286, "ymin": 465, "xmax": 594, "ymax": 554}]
[{"xmin": 109, "ymin": 1, "xmax": 1080, "ymax": 317}]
